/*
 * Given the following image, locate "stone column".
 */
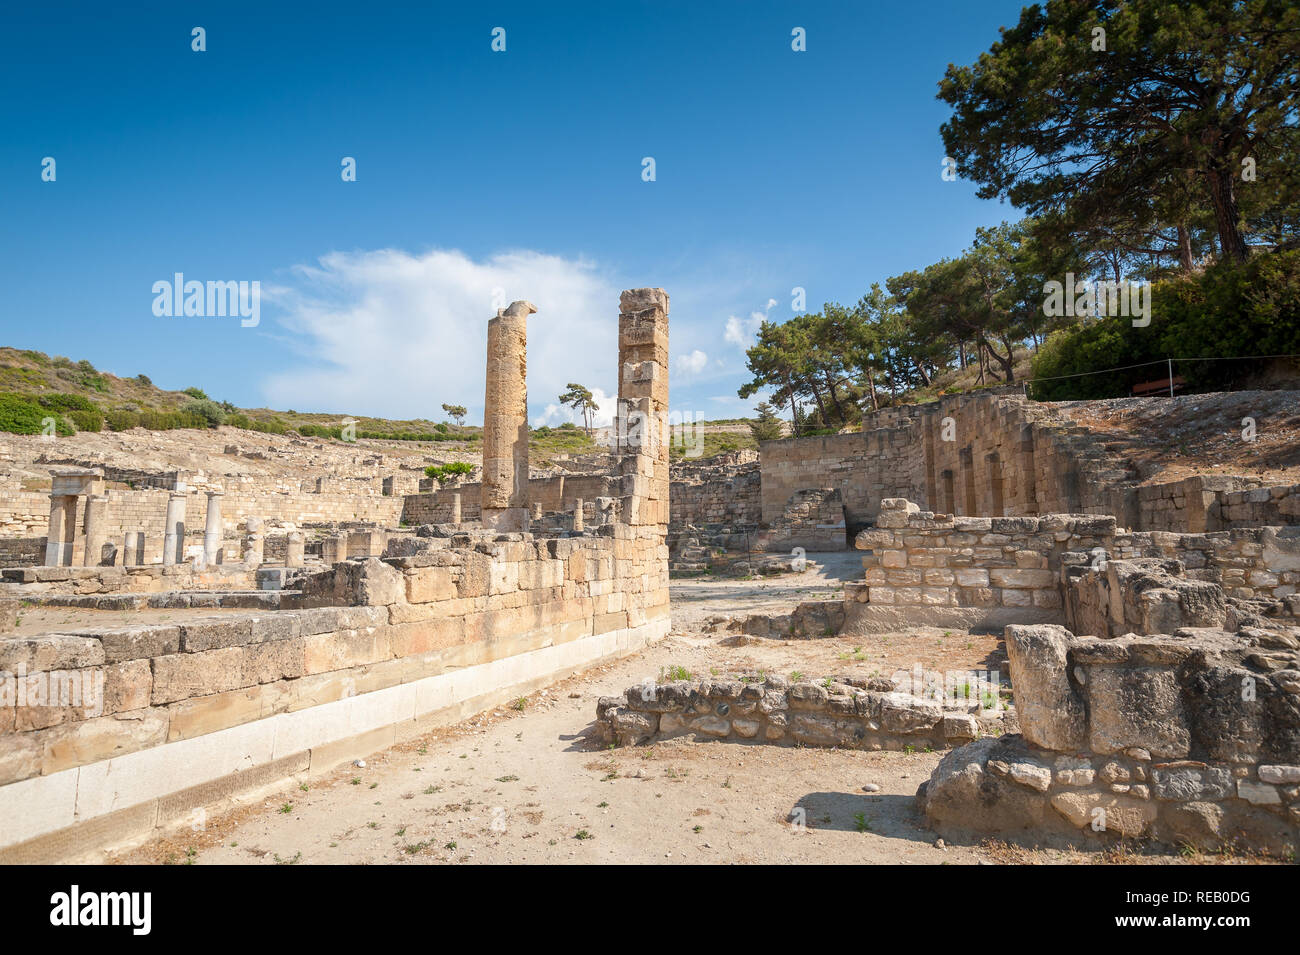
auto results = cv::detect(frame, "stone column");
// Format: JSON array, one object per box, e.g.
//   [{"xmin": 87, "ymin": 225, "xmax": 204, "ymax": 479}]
[
  {"xmin": 480, "ymin": 300, "xmax": 536, "ymax": 532},
  {"xmin": 573, "ymin": 498, "xmax": 584, "ymax": 532},
  {"xmin": 617, "ymin": 288, "xmax": 671, "ymax": 528},
  {"xmin": 285, "ymin": 531, "xmax": 305, "ymax": 567},
  {"xmin": 123, "ymin": 531, "xmax": 140, "ymax": 566},
  {"xmin": 61, "ymin": 497, "xmax": 79, "ymax": 565},
  {"xmin": 162, "ymin": 491, "xmax": 187, "ymax": 565},
  {"xmin": 44, "ymin": 495, "xmax": 70, "ymax": 566},
  {"xmin": 532, "ymin": 502, "xmax": 543, "ymax": 521},
  {"xmin": 450, "ymin": 492, "xmax": 462, "ymax": 524},
  {"xmin": 202, "ymin": 491, "xmax": 224, "ymax": 566},
  {"xmin": 82, "ymin": 494, "xmax": 109, "ymax": 566},
  {"xmin": 242, "ymin": 518, "xmax": 264, "ymax": 568},
  {"xmin": 324, "ymin": 532, "xmax": 348, "ymax": 563}
]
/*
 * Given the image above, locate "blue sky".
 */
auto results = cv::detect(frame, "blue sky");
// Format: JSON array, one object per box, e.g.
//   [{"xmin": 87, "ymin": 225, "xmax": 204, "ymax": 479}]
[{"xmin": 0, "ymin": 0, "xmax": 1027, "ymax": 425}]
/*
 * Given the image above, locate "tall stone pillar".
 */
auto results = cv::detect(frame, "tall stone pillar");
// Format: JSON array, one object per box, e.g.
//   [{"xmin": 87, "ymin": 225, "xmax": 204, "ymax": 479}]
[
  {"xmin": 162, "ymin": 490, "xmax": 187, "ymax": 565},
  {"xmin": 617, "ymin": 288, "xmax": 671, "ymax": 528},
  {"xmin": 82, "ymin": 494, "xmax": 109, "ymax": 566},
  {"xmin": 202, "ymin": 491, "xmax": 224, "ymax": 566},
  {"xmin": 450, "ymin": 492, "xmax": 462, "ymax": 524},
  {"xmin": 573, "ymin": 498, "xmax": 584, "ymax": 532},
  {"xmin": 123, "ymin": 531, "xmax": 140, "ymax": 566},
  {"xmin": 285, "ymin": 531, "xmax": 305, "ymax": 567},
  {"xmin": 480, "ymin": 300, "xmax": 537, "ymax": 532}
]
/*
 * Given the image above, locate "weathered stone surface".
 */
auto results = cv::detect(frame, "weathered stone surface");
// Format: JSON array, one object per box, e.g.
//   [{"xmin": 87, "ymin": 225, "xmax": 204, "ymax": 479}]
[{"xmin": 1004, "ymin": 624, "xmax": 1087, "ymax": 751}]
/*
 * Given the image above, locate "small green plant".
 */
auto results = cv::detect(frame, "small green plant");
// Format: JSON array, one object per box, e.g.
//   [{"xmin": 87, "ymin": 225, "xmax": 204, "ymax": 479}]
[
  {"xmin": 511, "ymin": 697, "xmax": 528, "ymax": 711},
  {"xmin": 789, "ymin": 670, "xmax": 804, "ymax": 682},
  {"xmin": 496, "ymin": 774, "xmax": 519, "ymax": 782},
  {"xmin": 444, "ymin": 841, "xmax": 457, "ymax": 850},
  {"xmin": 597, "ymin": 801, "xmax": 609, "ymax": 808},
  {"xmin": 692, "ymin": 825, "xmax": 703, "ymax": 833},
  {"xmin": 574, "ymin": 829, "xmax": 593, "ymax": 840},
  {"xmin": 350, "ymin": 777, "xmax": 361, "ymax": 785},
  {"xmin": 423, "ymin": 785, "xmax": 440, "ymax": 795},
  {"xmin": 661, "ymin": 664, "xmax": 692, "ymax": 681},
  {"xmin": 278, "ymin": 802, "xmax": 293, "ymax": 814},
  {"xmin": 854, "ymin": 813, "xmax": 873, "ymax": 833}
]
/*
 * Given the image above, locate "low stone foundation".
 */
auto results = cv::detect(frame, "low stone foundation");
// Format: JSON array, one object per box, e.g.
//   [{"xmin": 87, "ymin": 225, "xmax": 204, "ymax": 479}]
[{"xmin": 595, "ymin": 672, "xmax": 1007, "ymax": 750}]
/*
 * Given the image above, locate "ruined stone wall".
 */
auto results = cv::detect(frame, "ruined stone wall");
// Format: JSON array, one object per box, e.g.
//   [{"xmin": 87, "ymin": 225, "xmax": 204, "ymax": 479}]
[
  {"xmin": 401, "ymin": 474, "xmax": 620, "ymax": 526},
  {"xmin": 595, "ymin": 671, "xmax": 996, "ymax": 750},
  {"xmin": 759, "ymin": 427, "xmax": 923, "ymax": 530},
  {"xmin": 669, "ymin": 460, "xmax": 761, "ymax": 527},
  {"xmin": 847, "ymin": 499, "xmax": 1300, "ymax": 634},
  {"xmin": 922, "ymin": 624, "xmax": 1300, "ymax": 854}
]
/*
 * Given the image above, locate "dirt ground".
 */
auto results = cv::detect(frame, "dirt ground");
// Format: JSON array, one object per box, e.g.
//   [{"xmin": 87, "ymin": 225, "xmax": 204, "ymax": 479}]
[
  {"xmin": 107, "ymin": 555, "xmax": 1279, "ymax": 866},
  {"xmin": 1060, "ymin": 391, "xmax": 1300, "ymax": 486}
]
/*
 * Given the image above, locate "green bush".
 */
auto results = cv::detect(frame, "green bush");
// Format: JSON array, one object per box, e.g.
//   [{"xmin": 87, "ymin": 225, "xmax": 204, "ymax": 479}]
[
  {"xmin": 106, "ymin": 409, "xmax": 141, "ymax": 431},
  {"xmin": 424, "ymin": 462, "xmax": 475, "ymax": 484},
  {"xmin": 182, "ymin": 387, "xmax": 209, "ymax": 400},
  {"xmin": 67, "ymin": 408, "xmax": 103, "ymax": 432},
  {"xmin": 1030, "ymin": 250, "xmax": 1300, "ymax": 400},
  {"xmin": 0, "ymin": 393, "xmax": 64, "ymax": 434},
  {"xmin": 181, "ymin": 399, "xmax": 226, "ymax": 428}
]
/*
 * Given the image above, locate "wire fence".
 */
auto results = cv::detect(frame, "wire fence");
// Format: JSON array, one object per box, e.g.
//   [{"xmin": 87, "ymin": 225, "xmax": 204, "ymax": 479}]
[{"xmin": 1022, "ymin": 353, "xmax": 1300, "ymax": 400}]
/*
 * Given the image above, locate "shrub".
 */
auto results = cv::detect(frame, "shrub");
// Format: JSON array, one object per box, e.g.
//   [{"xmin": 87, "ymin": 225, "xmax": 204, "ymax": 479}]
[
  {"xmin": 424, "ymin": 462, "xmax": 475, "ymax": 484},
  {"xmin": 181, "ymin": 398, "xmax": 226, "ymax": 428},
  {"xmin": 1030, "ymin": 250, "xmax": 1300, "ymax": 399},
  {"xmin": 0, "ymin": 393, "xmax": 60, "ymax": 434},
  {"xmin": 182, "ymin": 387, "xmax": 209, "ymax": 400}
]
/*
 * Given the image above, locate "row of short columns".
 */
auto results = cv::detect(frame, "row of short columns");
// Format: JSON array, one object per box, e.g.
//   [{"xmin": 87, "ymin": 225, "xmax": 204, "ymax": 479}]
[{"xmin": 42, "ymin": 474, "xmax": 297, "ymax": 568}]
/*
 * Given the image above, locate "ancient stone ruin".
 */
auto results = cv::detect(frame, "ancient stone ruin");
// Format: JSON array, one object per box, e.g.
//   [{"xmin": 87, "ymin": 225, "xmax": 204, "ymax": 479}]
[{"xmin": 0, "ymin": 289, "xmax": 672, "ymax": 861}]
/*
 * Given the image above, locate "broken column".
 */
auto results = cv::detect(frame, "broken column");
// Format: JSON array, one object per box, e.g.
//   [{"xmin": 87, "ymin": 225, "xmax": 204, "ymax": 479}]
[
  {"xmin": 202, "ymin": 491, "xmax": 223, "ymax": 566},
  {"xmin": 82, "ymin": 494, "xmax": 108, "ymax": 566},
  {"xmin": 44, "ymin": 494, "xmax": 71, "ymax": 566},
  {"xmin": 123, "ymin": 531, "xmax": 140, "ymax": 566},
  {"xmin": 285, "ymin": 531, "xmax": 305, "ymax": 567},
  {"xmin": 573, "ymin": 497, "xmax": 584, "ymax": 532},
  {"xmin": 162, "ymin": 488, "xmax": 187, "ymax": 565},
  {"xmin": 480, "ymin": 300, "xmax": 537, "ymax": 532},
  {"xmin": 242, "ymin": 518, "xmax": 264, "ymax": 568},
  {"xmin": 323, "ymin": 532, "xmax": 348, "ymax": 563},
  {"xmin": 450, "ymin": 492, "xmax": 462, "ymax": 524}
]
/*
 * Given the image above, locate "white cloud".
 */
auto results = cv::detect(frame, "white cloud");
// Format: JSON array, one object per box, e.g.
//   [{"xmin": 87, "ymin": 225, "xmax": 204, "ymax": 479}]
[
  {"xmin": 723, "ymin": 298, "xmax": 777, "ymax": 348},
  {"xmin": 674, "ymin": 349, "xmax": 708, "ymax": 377},
  {"xmin": 261, "ymin": 248, "xmax": 617, "ymax": 421}
]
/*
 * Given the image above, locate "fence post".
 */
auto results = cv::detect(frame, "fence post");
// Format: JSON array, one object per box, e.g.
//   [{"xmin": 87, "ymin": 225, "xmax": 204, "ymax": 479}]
[{"xmin": 1167, "ymin": 357, "xmax": 1174, "ymax": 398}]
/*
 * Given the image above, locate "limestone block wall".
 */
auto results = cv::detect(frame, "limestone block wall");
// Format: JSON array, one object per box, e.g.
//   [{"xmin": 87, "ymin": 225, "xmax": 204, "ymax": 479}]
[
  {"xmin": 0, "ymin": 563, "xmax": 259, "ymax": 595},
  {"xmin": 921, "ymin": 625, "xmax": 1300, "ymax": 854},
  {"xmin": 760, "ymin": 426, "xmax": 923, "ymax": 530},
  {"xmin": 753, "ymin": 487, "xmax": 847, "ymax": 552},
  {"xmin": 846, "ymin": 500, "xmax": 1117, "ymax": 633},
  {"xmin": 1219, "ymin": 483, "xmax": 1300, "ymax": 529},
  {"xmin": 669, "ymin": 460, "xmax": 762, "ymax": 527},
  {"xmin": 848, "ymin": 499, "xmax": 1300, "ymax": 634},
  {"xmin": 0, "ymin": 527, "xmax": 670, "ymax": 861}
]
